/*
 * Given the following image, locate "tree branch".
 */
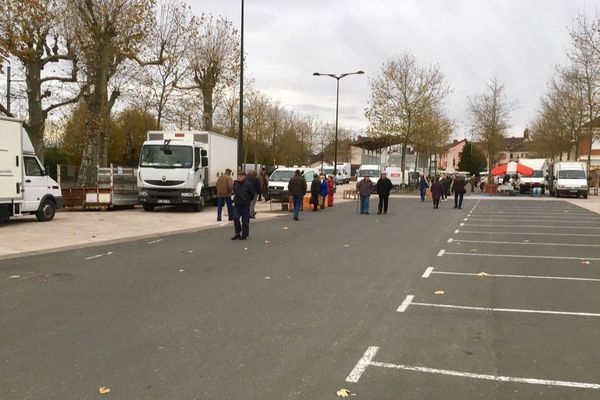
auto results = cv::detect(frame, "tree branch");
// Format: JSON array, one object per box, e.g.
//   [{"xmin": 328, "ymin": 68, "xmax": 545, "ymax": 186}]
[
  {"xmin": 41, "ymin": 54, "xmax": 74, "ymax": 66},
  {"xmin": 0, "ymin": 103, "xmax": 15, "ymax": 118}
]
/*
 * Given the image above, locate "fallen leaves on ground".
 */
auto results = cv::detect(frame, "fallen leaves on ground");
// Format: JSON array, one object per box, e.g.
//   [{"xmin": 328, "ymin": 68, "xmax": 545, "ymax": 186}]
[
  {"xmin": 106, "ymin": 251, "xmax": 113, "ymax": 256},
  {"xmin": 178, "ymin": 269, "xmax": 185, "ymax": 272},
  {"xmin": 282, "ymin": 226, "xmax": 289, "ymax": 230},
  {"xmin": 343, "ymin": 244, "xmax": 350, "ymax": 248},
  {"xmin": 264, "ymin": 240, "xmax": 271, "ymax": 244},
  {"xmin": 98, "ymin": 386, "xmax": 111, "ymax": 394},
  {"xmin": 477, "ymin": 272, "xmax": 489, "ymax": 277},
  {"xmin": 582, "ymin": 261, "xmax": 591, "ymax": 265},
  {"xmin": 434, "ymin": 290, "xmax": 445, "ymax": 295},
  {"xmin": 336, "ymin": 388, "xmax": 353, "ymax": 397},
  {"xmin": 264, "ymin": 276, "xmax": 271, "ymax": 280},
  {"xmin": 8, "ymin": 275, "xmax": 20, "ymax": 279},
  {"xmin": 244, "ymin": 248, "xmax": 248, "ymax": 251}
]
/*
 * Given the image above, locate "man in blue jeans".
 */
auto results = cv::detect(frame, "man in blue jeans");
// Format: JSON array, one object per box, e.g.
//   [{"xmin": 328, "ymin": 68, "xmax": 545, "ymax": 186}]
[
  {"xmin": 231, "ymin": 171, "xmax": 256, "ymax": 240},
  {"xmin": 356, "ymin": 175, "xmax": 375, "ymax": 214},
  {"xmin": 216, "ymin": 168, "xmax": 234, "ymax": 221},
  {"xmin": 418, "ymin": 173, "xmax": 429, "ymax": 202},
  {"xmin": 287, "ymin": 170, "xmax": 307, "ymax": 221}
]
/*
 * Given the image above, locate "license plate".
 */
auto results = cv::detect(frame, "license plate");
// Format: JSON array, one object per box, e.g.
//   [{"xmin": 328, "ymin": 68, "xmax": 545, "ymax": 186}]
[{"xmin": 157, "ymin": 199, "xmax": 170, "ymax": 204}]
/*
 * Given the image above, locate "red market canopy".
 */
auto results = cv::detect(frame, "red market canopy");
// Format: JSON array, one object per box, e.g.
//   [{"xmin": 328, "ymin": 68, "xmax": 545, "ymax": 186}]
[{"xmin": 491, "ymin": 161, "xmax": 534, "ymax": 177}]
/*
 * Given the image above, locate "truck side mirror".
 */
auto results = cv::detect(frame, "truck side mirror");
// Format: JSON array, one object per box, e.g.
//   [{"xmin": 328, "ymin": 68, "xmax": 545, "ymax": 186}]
[
  {"xmin": 201, "ymin": 157, "xmax": 208, "ymax": 168},
  {"xmin": 201, "ymin": 149, "xmax": 208, "ymax": 157}
]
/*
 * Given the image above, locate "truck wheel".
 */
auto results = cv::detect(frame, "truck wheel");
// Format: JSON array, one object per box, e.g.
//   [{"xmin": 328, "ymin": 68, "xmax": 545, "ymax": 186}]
[
  {"xmin": 143, "ymin": 204, "xmax": 155, "ymax": 211},
  {"xmin": 36, "ymin": 199, "xmax": 56, "ymax": 222},
  {"xmin": 192, "ymin": 195, "xmax": 204, "ymax": 212},
  {"xmin": 583, "ymin": 193, "xmax": 588, "ymax": 199}
]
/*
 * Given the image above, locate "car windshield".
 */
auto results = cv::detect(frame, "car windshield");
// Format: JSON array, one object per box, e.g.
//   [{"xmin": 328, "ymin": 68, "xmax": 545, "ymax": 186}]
[
  {"xmin": 360, "ymin": 170, "xmax": 379, "ymax": 177},
  {"xmin": 558, "ymin": 170, "xmax": 585, "ymax": 179},
  {"xmin": 139, "ymin": 145, "xmax": 193, "ymax": 168},
  {"xmin": 531, "ymin": 170, "xmax": 544, "ymax": 178},
  {"xmin": 269, "ymin": 170, "xmax": 296, "ymax": 182},
  {"xmin": 323, "ymin": 168, "xmax": 334, "ymax": 175}
]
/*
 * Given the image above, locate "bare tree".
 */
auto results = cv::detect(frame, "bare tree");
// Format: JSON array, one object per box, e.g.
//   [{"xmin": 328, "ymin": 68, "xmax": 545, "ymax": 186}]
[
  {"xmin": 179, "ymin": 14, "xmax": 240, "ymax": 130},
  {"xmin": 365, "ymin": 53, "xmax": 450, "ymax": 184},
  {"xmin": 68, "ymin": 0, "xmax": 161, "ymax": 185},
  {"xmin": 412, "ymin": 106, "xmax": 454, "ymax": 173},
  {"xmin": 568, "ymin": 12, "xmax": 600, "ymax": 170},
  {"xmin": 467, "ymin": 77, "xmax": 517, "ymax": 181},
  {"xmin": 0, "ymin": 0, "xmax": 83, "ymax": 155}
]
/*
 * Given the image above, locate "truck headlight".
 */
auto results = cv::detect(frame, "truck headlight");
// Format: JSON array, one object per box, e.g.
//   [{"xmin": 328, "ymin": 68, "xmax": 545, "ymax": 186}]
[
  {"xmin": 139, "ymin": 191, "xmax": 148, "ymax": 197},
  {"xmin": 180, "ymin": 192, "xmax": 194, "ymax": 197}
]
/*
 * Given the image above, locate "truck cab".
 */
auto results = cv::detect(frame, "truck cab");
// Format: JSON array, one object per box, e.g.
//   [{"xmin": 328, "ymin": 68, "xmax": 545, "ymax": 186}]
[
  {"xmin": 137, "ymin": 132, "xmax": 208, "ymax": 211},
  {"xmin": 1, "ymin": 117, "xmax": 62, "ymax": 222},
  {"xmin": 548, "ymin": 161, "xmax": 588, "ymax": 199}
]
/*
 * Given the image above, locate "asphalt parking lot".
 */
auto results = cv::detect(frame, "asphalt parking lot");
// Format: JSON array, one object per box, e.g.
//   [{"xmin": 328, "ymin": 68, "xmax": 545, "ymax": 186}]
[{"xmin": 1, "ymin": 197, "xmax": 599, "ymax": 399}]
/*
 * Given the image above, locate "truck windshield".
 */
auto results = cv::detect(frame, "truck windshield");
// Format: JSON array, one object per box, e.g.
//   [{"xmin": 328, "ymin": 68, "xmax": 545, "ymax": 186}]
[
  {"xmin": 140, "ymin": 145, "xmax": 193, "ymax": 168},
  {"xmin": 558, "ymin": 170, "xmax": 585, "ymax": 179},
  {"xmin": 323, "ymin": 168, "xmax": 334, "ymax": 175},
  {"xmin": 269, "ymin": 170, "xmax": 295, "ymax": 182},
  {"xmin": 531, "ymin": 170, "xmax": 544, "ymax": 178},
  {"xmin": 360, "ymin": 170, "xmax": 379, "ymax": 177}
]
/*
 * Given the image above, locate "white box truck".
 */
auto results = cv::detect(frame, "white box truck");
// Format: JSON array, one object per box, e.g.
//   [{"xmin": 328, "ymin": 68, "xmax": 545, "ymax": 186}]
[
  {"xmin": 518, "ymin": 158, "xmax": 548, "ymax": 194},
  {"xmin": 0, "ymin": 116, "xmax": 62, "ymax": 222},
  {"xmin": 137, "ymin": 131, "xmax": 238, "ymax": 211},
  {"xmin": 548, "ymin": 161, "xmax": 588, "ymax": 198}
]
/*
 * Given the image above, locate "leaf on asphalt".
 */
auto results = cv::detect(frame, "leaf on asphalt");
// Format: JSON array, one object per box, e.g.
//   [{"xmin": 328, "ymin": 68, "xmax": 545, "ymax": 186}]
[
  {"xmin": 343, "ymin": 244, "xmax": 350, "ymax": 247},
  {"xmin": 264, "ymin": 276, "xmax": 271, "ymax": 280},
  {"xmin": 244, "ymin": 247, "xmax": 248, "ymax": 251},
  {"xmin": 282, "ymin": 226, "xmax": 289, "ymax": 230},
  {"xmin": 8, "ymin": 275, "xmax": 20, "ymax": 279},
  {"xmin": 178, "ymin": 269, "xmax": 185, "ymax": 272},
  {"xmin": 434, "ymin": 290, "xmax": 445, "ymax": 295},
  {"xmin": 582, "ymin": 261, "xmax": 591, "ymax": 264},
  {"xmin": 469, "ymin": 249, "xmax": 478, "ymax": 252},
  {"xmin": 106, "ymin": 251, "xmax": 113, "ymax": 256},
  {"xmin": 188, "ymin": 250, "xmax": 194, "ymax": 253},
  {"xmin": 336, "ymin": 388, "xmax": 351, "ymax": 397},
  {"xmin": 98, "ymin": 386, "xmax": 111, "ymax": 394},
  {"xmin": 264, "ymin": 240, "xmax": 271, "ymax": 244},
  {"xmin": 477, "ymin": 272, "xmax": 489, "ymax": 277},
  {"xmin": 523, "ymin": 240, "xmax": 529, "ymax": 243}
]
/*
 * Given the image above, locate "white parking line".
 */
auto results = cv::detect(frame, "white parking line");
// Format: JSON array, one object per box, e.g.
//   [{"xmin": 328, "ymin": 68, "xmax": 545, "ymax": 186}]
[
  {"xmin": 466, "ymin": 218, "xmax": 599, "ymax": 224},
  {"xmin": 443, "ymin": 251, "xmax": 600, "ymax": 261},
  {"xmin": 147, "ymin": 239, "xmax": 164, "ymax": 244},
  {"xmin": 346, "ymin": 347, "xmax": 600, "ymax": 389},
  {"xmin": 464, "ymin": 223, "xmax": 600, "ymax": 230},
  {"xmin": 437, "ymin": 249, "xmax": 445, "ymax": 257},
  {"xmin": 421, "ymin": 267, "xmax": 434, "ymax": 278},
  {"xmin": 471, "ymin": 212, "xmax": 596, "ymax": 217},
  {"xmin": 397, "ymin": 294, "xmax": 600, "ymax": 317},
  {"xmin": 427, "ymin": 268, "xmax": 600, "ymax": 283},
  {"xmin": 455, "ymin": 230, "xmax": 600, "ymax": 237},
  {"xmin": 454, "ymin": 229, "xmax": 460, "ymax": 234},
  {"xmin": 447, "ymin": 238, "xmax": 454, "ymax": 243},
  {"xmin": 84, "ymin": 254, "xmax": 103, "ymax": 260},
  {"xmin": 451, "ymin": 239, "xmax": 600, "ymax": 248}
]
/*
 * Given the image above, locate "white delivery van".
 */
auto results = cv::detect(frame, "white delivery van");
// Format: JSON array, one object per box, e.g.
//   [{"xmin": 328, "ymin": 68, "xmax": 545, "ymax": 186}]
[
  {"xmin": 518, "ymin": 158, "xmax": 548, "ymax": 194},
  {"xmin": 322, "ymin": 163, "xmax": 350, "ymax": 184},
  {"xmin": 138, "ymin": 131, "xmax": 237, "ymax": 211},
  {"xmin": 0, "ymin": 117, "xmax": 62, "ymax": 222},
  {"xmin": 267, "ymin": 167, "xmax": 317, "ymax": 201},
  {"xmin": 548, "ymin": 161, "xmax": 588, "ymax": 199},
  {"xmin": 385, "ymin": 167, "xmax": 409, "ymax": 188},
  {"xmin": 356, "ymin": 164, "xmax": 381, "ymax": 186}
]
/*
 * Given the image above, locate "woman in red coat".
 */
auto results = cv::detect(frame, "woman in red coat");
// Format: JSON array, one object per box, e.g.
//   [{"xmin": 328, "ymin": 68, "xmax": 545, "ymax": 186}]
[{"xmin": 327, "ymin": 175, "xmax": 335, "ymax": 207}]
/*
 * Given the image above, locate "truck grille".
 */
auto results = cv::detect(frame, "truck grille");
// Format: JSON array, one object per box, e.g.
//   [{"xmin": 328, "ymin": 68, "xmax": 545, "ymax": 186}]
[{"xmin": 144, "ymin": 180, "xmax": 185, "ymax": 186}]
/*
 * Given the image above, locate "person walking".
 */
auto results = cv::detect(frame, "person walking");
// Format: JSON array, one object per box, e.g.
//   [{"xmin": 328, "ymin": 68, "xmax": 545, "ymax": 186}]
[
  {"xmin": 418, "ymin": 173, "xmax": 429, "ymax": 202},
  {"xmin": 452, "ymin": 175, "xmax": 467, "ymax": 209},
  {"xmin": 310, "ymin": 174, "xmax": 321, "ymax": 211},
  {"xmin": 327, "ymin": 175, "xmax": 335, "ymax": 207},
  {"xmin": 376, "ymin": 171, "xmax": 393, "ymax": 214},
  {"xmin": 260, "ymin": 168, "xmax": 270, "ymax": 202},
  {"xmin": 356, "ymin": 175, "xmax": 375, "ymax": 214},
  {"xmin": 430, "ymin": 177, "xmax": 444, "ymax": 209},
  {"xmin": 247, "ymin": 170, "xmax": 261, "ymax": 219},
  {"xmin": 231, "ymin": 171, "xmax": 256, "ymax": 240},
  {"xmin": 320, "ymin": 175, "xmax": 328, "ymax": 209},
  {"xmin": 288, "ymin": 170, "xmax": 307, "ymax": 221},
  {"xmin": 216, "ymin": 168, "xmax": 234, "ymax": 222},
  {"xmin": 440, "ymin": 174, "xmax": 449, "ymax": 202}
]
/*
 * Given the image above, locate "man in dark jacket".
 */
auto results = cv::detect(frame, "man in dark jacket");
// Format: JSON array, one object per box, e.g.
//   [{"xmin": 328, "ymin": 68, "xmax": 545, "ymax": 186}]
[
  {"xmin": 232, "ymin": 171, "xmax": 256, "ymax": 240},
  {"xmin": 247, "ymin": 170, "xmax": 262, "ymax": 219},
  {"xmin": 310, "ymin": 175, "xmax": 321, "ymax": 211},
  {"xmin": 430, "ymin": 177, "xmax": 444, "ymax": 209},
  {"xmin": 356, "ymin": 176, "xmax": 375, "ymax": 214},
  {"xmin": 288, "ymin": 170, "xmax": 307, "ymax": 221},
  {"xmin": 451, "ymin": 175, "xmax": 467, "ymax": 209},
  {"xmin": 376, "ymin": 172, "xmax": 393, "ymax": 215}
]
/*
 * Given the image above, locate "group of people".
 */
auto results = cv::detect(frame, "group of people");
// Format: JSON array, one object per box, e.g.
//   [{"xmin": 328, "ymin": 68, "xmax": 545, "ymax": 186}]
[
  {"xmin": 288, "ymin": 171, "xmax": 335, "ymax": 221},
  {"xmin": 355, "ymin": 172, "xmax": 393, "ymax": 215},
  {"xmin": 418, "ymin": 173, "xmax": 468, "ymax": 209}
]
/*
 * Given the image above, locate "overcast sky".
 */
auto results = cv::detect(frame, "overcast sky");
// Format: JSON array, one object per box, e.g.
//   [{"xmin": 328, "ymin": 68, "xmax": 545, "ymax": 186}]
[{"xmin": 190, "ymin": 0, "xmax": 598, "ymax": 139}]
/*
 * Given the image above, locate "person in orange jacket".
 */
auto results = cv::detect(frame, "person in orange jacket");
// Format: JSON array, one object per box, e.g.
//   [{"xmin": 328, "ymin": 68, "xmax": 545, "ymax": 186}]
[{"xmin": 327, "ymin": 175, "xmax": 335, "ymax": 207}]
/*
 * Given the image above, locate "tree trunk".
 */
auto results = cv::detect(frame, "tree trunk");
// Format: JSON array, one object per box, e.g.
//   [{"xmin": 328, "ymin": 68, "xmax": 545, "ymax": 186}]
[
  {"xmin": 202, "ymin": 85, "xmax": 214, "ymax": 130},
  {"xmin": 24, "ymin": 58, "xmax": 45, "ymax": 159},
  {"xmin": 400, "ymin": 140, "xmax": 407, "ymax": 185}
]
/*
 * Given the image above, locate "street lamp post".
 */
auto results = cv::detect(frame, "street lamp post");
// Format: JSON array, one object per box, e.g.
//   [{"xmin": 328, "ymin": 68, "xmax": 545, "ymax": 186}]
[
  {"xmin": 313, "ymin": 70, "xmax": 364, "ymax": 176},
  {"xmin": 238, "ymin": 0, "xmax": 244, "ymax": 170}
]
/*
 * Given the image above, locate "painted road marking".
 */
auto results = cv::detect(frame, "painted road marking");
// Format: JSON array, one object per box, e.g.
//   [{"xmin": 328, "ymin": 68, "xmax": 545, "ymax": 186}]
[
  {"xmin": 437, "ymin": 249, "xmax": 445, "ymax": 257},
  {"xmin": 471, "ymin": 212, "xmax": 596, "ymax": 217},
  {"xmin": 466, "ymin": 218, "xmax": 599, "ymax": 224},
  {"xmin": 464, "ymin": 218, "xmax": 469, "ymax": 221},
  {"xmin": 459, "ymin": 222, "xmax": 465, "ymax": 226},
  {"xmin": 397, "ymin": 294, "xmax": 600, "ymax": 317},
  {"xmin": 421, "ymin": 267, "xmax": 434, "ymax": 278},
  {"xmin": 345, "ymin": 346, "xmax": 379, "ymax": 383},
  {"xmin": 443, "ymin": 251, "xmax": 600, "ymax": 261},
  {"xmin": 447, "ymin": 238, "xmax": 454, "ymax": 243},
  {"xmin": 396, "ymin": 295, "xmax": 414, "ymax": 312},
  {"xmin": 455, "ymin": 230, "xmax": 600, "ymax": 237},
  {"xmin": 346, "ymin": 346, "xmax": 600, "ymax": 389},
  {"xmin": 450, "ymin": 239, "xmax": 600, "ymax": 248},
  {"xmin": 147, "ymin": 239, "xmax": 164, "ymax": 244},
  {"xmin": 428, "ymin": 269, "xmax": 600, "ymax": 283},
  {"xmin": 84, "ymin": 254, "xmax": 103, "ymax": 260},
  {"xmin": 464, "ymin": 223, "xmax": 600, "ymax": 230},
  {"xmin": 454, "ymin": 229, "xmax": 460, "ymax": 234}
]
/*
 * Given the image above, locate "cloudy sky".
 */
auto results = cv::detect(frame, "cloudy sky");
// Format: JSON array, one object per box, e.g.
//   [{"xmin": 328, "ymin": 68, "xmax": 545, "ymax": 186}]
[{"xmin": 190, "ymin": 0, "xmax": 598, "ymax": 139}]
